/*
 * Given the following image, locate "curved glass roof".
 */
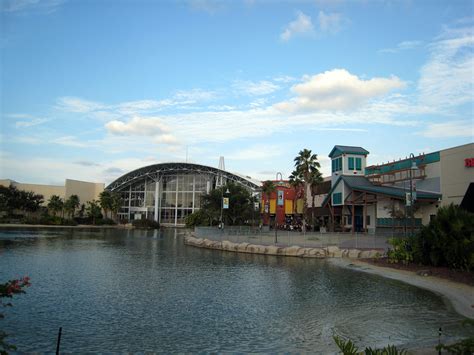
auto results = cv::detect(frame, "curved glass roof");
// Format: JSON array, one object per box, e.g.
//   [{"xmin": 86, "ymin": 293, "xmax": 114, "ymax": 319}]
[{"xmin": 106, "ymin": 162, "xmax": 261, "ymax": 192}]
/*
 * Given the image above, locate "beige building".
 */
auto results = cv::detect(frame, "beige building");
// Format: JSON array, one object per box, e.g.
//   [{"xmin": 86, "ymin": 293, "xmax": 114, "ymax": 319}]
[{"xmin": 0, "ymin": 178, "xmax": 104, "ymax": 207}]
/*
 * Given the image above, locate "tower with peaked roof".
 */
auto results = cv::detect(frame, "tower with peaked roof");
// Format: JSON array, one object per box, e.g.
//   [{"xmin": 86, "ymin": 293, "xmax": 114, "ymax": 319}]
[{"xmin": 328, "ymin": 145, "xmax": 369, "ymax": 186}]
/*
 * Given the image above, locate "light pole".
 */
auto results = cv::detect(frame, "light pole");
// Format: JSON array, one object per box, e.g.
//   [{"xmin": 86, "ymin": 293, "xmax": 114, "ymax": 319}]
[
  {"xmin": 409, "ymin": 153, "xmax": 418, "ymax": 237},
  {"xmin": 220, "ymin": 186, "xmax": 230, "ymax": 229}
]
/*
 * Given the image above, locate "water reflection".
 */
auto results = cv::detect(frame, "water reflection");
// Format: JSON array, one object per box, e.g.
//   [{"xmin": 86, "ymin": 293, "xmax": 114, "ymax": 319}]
[{"xmin": 0, "ymin": 228, "xmax": 468, "ymax": 352}]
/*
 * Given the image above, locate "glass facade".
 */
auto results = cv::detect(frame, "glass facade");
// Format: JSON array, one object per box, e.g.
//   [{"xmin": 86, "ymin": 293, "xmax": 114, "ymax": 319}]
[{"xmin": 116, "ymin": 173, "xmax": 217, "ymax": 225}]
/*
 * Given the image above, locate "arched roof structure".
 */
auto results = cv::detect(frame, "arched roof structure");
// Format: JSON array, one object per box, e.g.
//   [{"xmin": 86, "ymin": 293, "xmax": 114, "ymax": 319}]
[{"xmin": 106, "ymin": 162, "xmax": 261, "ymax": 192}]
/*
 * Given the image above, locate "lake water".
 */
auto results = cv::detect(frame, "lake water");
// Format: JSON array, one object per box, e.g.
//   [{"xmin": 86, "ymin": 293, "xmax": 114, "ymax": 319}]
[{"xmin": 0, "ymin": 228, "xmax": 468, "ymax": 352}]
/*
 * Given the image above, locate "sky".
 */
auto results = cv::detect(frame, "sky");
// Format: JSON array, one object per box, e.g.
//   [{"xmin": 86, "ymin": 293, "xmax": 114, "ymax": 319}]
[{"xmin": 1, "ymin": 0, "xmax": 473, "ymax": 186}]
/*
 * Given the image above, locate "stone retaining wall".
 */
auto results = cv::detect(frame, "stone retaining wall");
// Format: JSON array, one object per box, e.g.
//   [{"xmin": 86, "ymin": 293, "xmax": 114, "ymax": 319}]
[{"xmin": 184, "ymin": 235, "xmax": 383, "ymax": 259}]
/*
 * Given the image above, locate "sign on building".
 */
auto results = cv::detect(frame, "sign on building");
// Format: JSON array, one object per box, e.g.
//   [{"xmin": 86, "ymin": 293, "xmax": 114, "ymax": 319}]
[{"xmin": 277, "ymin": 190, "xmax": 284, "ymax": 206}]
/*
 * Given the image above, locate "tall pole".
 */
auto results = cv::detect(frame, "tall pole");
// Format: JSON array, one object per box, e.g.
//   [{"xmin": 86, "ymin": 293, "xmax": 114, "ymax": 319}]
[
  {"xmin": 409, "ymin": 153, "xmax": 415, "ymax": 237},
  {"xmin": 220, "ymin": 186, "xmax": 223, "ymax": 228}
]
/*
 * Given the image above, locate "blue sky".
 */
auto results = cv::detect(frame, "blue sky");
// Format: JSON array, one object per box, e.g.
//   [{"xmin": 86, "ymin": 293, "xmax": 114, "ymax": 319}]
[{"xmin": 1, "ymin": 0, "xmax": 473, "ymax": 185}]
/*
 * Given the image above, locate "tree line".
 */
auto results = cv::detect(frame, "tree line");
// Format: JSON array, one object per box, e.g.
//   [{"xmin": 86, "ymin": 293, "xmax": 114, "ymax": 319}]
[{"xmin": 0, "ymin": 185, "xmax": 122, "ymax": 225}]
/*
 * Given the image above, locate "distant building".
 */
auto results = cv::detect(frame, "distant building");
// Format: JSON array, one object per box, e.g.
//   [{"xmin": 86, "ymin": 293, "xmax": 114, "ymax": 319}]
[
  {"xmin": 106, "ymin": 162, "xmax": 260, "ymax": 226},
  {"xmin": 321, "ymin": 143, "xmax": 473, "ymax": 234},
  {"xmin": 0, "ymin": 179, "xmax": 104, "ymax": 207}
]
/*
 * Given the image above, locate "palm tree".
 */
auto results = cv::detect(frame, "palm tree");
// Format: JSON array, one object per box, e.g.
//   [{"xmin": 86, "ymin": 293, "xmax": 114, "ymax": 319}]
[
  {"xmin": 47, "ymin": 195, "xmax": 63, "ymax": 217},
  {"xmin": 64, "ymin": 195, "xmax": 80, "ymax": 219},
  {"xmin": 309, "ymin": 169, "xmax": 323, "ymax": 229},
  {"xmin": 261, "ymin": 180, "xmax": 276, "ymax": 227},
  {"xmin": 292, "ymin": 149, "xmax": 322, "ymax": 232},
  {"xmin": 110, "ymin": 192, "xmax": 122, "ymax": 222},
  {"xmin": 99, "ymin": 191, "xmax": 113, "ymax": 219}
]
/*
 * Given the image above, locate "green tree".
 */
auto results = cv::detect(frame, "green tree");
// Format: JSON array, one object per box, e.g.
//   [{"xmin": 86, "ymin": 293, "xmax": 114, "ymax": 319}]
[
  {"xmin": 261, "ymin": 180, "xmax": 276, "ymax": 227},
  {"xmin": 47, "ymin": 195, "xmax": 63, "ymax": 217},
  {"xmin": 64, "ymin": 195, "xmax": 80, "ymax": 219},
  {"xmin": 292, "ymin": 149, "xmax": 321, "ymax": 232},
  {"xmin": 414, "ymin": 204, "xmax": 474, "ymax": 270},
  {"xmin": 308, "ymin": 169, "xmax": 323, "ymax": 228},
  {"xmin": 99, "ymin": 191, "xmax": 113, "ymax": 219},
  {"xmin": 0, "ymin": 186, "xmax": 43, "ymax": 218},
  {"xmin": 110, "ymin": 192, "xmax": 122, "ymax": 222},
  {"xmin": 86, "ymin": 200, "xmax": 102, "ymax": 225},
  {"xmin": 187, "ymin": 183, "xmax": 255, "ymax": 227}
]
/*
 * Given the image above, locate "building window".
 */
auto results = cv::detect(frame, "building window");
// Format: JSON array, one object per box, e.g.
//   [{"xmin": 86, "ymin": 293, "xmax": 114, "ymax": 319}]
[
  {"xmin": 366, "ymin": 215, "xmax": 370, "ymax": 226},
  {"xmin": 332, "ymin": 157, "xmax": 343, "ymax": 173},
  {"xmin": 348, "ymin": 157, "xmax": 354, "ymax": 170},
  {"xmin": 346, "ymin": 216, "xmax": 352, "ymax": 225},
  {"xmin": 356, "ymin": 157, "xmax": 362, "ymax": 171},
  {"xmin": 333, "ymin": 192, "xmax": 342, "ymax": 205}
]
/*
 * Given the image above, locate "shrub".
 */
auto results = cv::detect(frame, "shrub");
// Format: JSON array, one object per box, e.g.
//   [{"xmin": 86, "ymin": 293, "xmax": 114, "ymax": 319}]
[
  {"xmin": 132, "ymin": 219, "xmax": 160, "ymax": 229},
  {"xmin": 96, "ymin": 218, "xmax": 116, "ymax": 225},
  {"xmin": 413, "ymin": 204, "xmax": 474, "ymax": 271},
  {"xmin": 185, "ymin": 209, "xmax": 210, "ymax": 227},
  {"xmin": 387, "ymin": 237, "xmax": 413, "ymax": 265}
]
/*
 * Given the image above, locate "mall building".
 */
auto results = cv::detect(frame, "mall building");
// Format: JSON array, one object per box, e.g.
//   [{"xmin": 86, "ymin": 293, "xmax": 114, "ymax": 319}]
[
  {"xmin": 105, "ymin": 162, "xmax": 261, "ymax": 226},
  {"xmin": 0, "ymin": 178, "xmax": 105, "ymax": 207},
  {"xmin": 320, "ymin": 143, "xmax": 473, "ymax": 234}
]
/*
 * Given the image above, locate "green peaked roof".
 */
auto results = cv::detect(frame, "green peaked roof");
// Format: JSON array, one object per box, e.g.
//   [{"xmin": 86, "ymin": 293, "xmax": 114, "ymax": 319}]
[
  {"xmin": 322, "ymin": 175, "xmax": 441, "ymax": 206},
  {"xmin": 329, "ymin": 145, "xmax": 369, "ymax": 158}
]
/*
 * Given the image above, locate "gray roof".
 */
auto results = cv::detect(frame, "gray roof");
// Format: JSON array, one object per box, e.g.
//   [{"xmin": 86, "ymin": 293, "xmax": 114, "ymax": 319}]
[
  {"xmin": 106, "ymin": 162, "xmax": 261, "ymax": 192},
  {"xmin": 322, "ymin": 175, "xmax": 441, "ymax": 206},
  {"xmin": 329, "ymin": 145, "xmax": 369, "ymax": 158}
]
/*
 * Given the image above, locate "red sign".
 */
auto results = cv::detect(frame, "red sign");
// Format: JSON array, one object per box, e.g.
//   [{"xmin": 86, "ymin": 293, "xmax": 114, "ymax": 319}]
[{"xmin": 465, "ymin": 158, "xmax": 474, "ymax": 167}]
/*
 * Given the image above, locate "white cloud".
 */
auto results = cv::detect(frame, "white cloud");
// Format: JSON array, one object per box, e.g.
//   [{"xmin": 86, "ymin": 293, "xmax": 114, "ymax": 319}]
[
  {"xmin": 233, "ymin": 80, "xmax": 280, "ymax": 96},
  {"xmin": 418, "ymin": 24, "xmax": 474, "ymax": 109},
  {"xmin": 56, "ymin": 96, "xmax": 105, "ymax": 113},
  {"xmin": 173, "ymin": 89, "xmax": 216, "ymax": 102},
  {"xmin": 379, "ymin": 40, "xmax": 423, "ymax": 53},
  {"xmin": 52, "ymin": 136, "xmax": 89, "ymax": 147},
  {"xmin": 281, "ymin": 11, "xmax": 314, "ymax": 41},
  {"xmin": 105, "ymin": 116, "xmax": 170, "ymax": 136},
  {"xmin": 421, "ymin": 120, "xmax": 473, "ymax": 138},
  {"xmin": 318, "ymin": 11, "xmax": 344, "ymax": 34},
  {"xmin": 154, "ymin": 134, "xmax": 179, "ymax": 145},
  {"xmin": 275, "ymin": 69, "xmax": 406, "ymax": 112},
  {"xmin": 1, "ymin": 0, "xmax": 63, "ymax": 13},
  {"xmin": 14, "ymin": 117, "xmax": 49, "ymax": 128}
]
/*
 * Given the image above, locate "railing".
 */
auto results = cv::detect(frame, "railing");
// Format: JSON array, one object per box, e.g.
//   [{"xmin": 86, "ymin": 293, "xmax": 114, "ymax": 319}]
[{"xmin": 193, "ymin": 226, "xmax": 391, "ymax": 251}]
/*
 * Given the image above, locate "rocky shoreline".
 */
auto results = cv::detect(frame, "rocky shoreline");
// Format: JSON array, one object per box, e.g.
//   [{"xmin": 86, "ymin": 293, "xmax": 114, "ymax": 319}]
[{"xmin": 184, "ymin": 235, "xmax": 382, "ymax": 258}]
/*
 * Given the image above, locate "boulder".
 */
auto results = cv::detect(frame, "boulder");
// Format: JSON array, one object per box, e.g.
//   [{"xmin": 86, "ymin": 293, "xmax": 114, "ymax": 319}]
[
  {"xmin": 359, "ymin": 250, "xmax": 376, "ymax": 259},
  {"xmin": 266, "ymin": 245, "xmax": 281, "ymax": 255},
  {"xmin": 283, "ymin": 246, "xmax": 304, "ymax": 257},
  {"xmin": 326, "ymin": 246, "xmax": 340, "ymax": 257},
  {"xmin": 348, "ymin": 249, "xmax": 361, "ymax": 258},
  {"xmin": 306, "ymin": 248, "xmax": 326, "ymax": 258},
  {"xmin": 237, "ymin": 243, "xmax": 250, "ymax": 252},
  {"xmin": 221, "ymin": 240, "xmax": 235, "ymax": 251}
]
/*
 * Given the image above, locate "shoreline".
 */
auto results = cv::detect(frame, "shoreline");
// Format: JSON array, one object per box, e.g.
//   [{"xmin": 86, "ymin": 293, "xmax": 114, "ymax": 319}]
[
  {"xmin": 329, "ymin": 258, "xmax": 474, "ymax": 320},
  {"xmin": 0, "ymin": 223, "xmax": 131, "ymax": 229}
]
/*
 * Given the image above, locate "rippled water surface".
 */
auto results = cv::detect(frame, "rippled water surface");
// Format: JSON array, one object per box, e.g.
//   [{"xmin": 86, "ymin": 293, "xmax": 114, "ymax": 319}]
[{"xmin": 0, "ymin": 228, "xmax": 468, "ymax": 352}]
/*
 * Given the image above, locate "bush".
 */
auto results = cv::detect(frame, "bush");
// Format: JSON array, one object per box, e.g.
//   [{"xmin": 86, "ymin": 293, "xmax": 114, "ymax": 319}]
[
  {"xmin": 185, "ymin": 209, "xmax": 210, "ymax": 227},
  {"xmin": 387, "ymin": 237, "xmax": 414, "ymax": 264},
  {"xmin": 132, "ymin": 219, "xmax": 160, "ymax": 229},
  {"xmin": 413, "ymin": 204, "xmax": 474, "ymax": 271},
  {"xmin": 95, "ymin": 218, "xmax": 116, "ymax": 225}
]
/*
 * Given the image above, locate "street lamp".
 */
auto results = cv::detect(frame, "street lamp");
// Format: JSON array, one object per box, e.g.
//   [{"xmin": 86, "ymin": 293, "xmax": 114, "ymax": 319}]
[
  {"xmin": 220, "ymin": 186, "xmax": 230, "ymax": 229},
  {"xmin": 409, "ymin": 153, "xmax": 419, "ymax": 237}
]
